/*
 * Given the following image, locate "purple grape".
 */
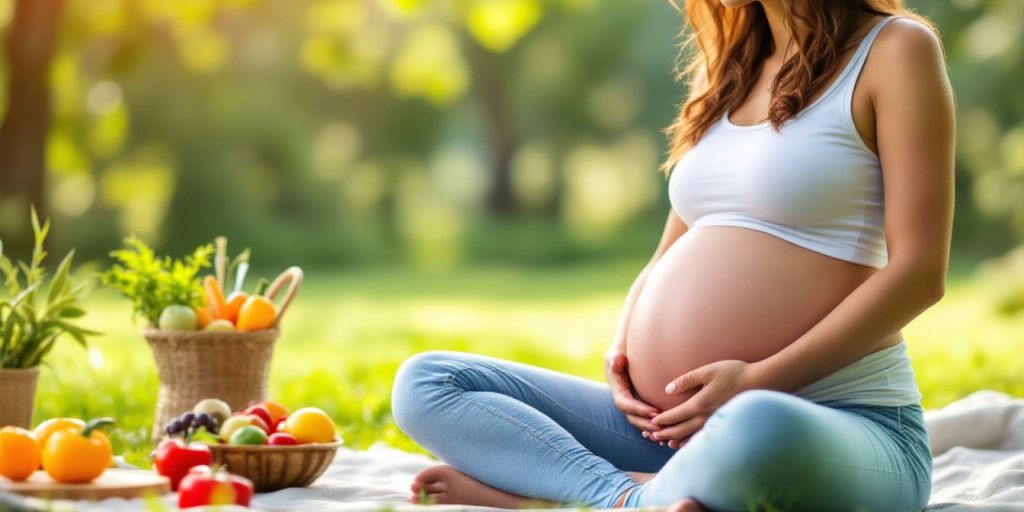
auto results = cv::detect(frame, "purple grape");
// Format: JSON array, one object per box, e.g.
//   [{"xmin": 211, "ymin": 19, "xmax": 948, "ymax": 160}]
[
  {"xmin": 168, "ymin": 419, "xmax": 184, "ymax": 435},
  {"xmin": 181, "ymin": 412, "xmax": 195, "ymax": 428},
  {"xmin": 194, "ymin": 414, "xmax": 209, "ymax": 429}
]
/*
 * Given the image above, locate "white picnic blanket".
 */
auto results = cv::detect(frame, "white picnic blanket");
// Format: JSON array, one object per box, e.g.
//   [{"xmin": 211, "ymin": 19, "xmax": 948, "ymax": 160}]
[{"xmin": 4, "ymin": 390, "xmax": 1024, "ymax": 511}]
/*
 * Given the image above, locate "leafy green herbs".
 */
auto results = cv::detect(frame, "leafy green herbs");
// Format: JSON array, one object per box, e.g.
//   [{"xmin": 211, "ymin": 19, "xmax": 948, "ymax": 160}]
[
  {"xmin": 0, "ymin": 209, "xmax": 99, "ymax": 368},
  {"xmin": 102, "ymin": 237, "xmax": 214, "ymax": 326}
]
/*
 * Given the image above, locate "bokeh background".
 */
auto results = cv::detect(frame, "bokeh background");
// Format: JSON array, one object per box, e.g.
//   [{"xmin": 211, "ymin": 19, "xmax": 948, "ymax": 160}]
[{"xmin": 1, "ymin": 0, "xmax": 1023, "ymax": 464}]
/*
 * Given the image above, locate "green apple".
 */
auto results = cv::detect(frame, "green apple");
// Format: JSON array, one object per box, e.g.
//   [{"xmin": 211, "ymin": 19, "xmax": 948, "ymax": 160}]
[
  {"xmin": 219, "ymin": 415, "xmax": 255, "ymax": 442},
  {"xmin": 229, "ymin": 425, "xmax": 267, "ymax": 446},
  {"xmin": 158, "ymin": 305, "xmax": 198, "ymax": 331}
]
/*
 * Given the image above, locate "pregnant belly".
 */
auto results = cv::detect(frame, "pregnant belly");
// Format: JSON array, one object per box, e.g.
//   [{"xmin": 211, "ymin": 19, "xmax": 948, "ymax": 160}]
[{"xmin": 626, "ymin": 225, "xmax": 884, "ymax": 411}]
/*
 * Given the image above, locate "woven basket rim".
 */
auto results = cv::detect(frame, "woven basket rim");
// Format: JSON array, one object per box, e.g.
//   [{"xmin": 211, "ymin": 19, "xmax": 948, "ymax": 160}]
[
  {"xmin": 207, "ymin": 439, "xmax": 344, "ymax": 453},
  {"xmin": 143, "ymin": 327, "xmax": 281, "ymax": 339}
]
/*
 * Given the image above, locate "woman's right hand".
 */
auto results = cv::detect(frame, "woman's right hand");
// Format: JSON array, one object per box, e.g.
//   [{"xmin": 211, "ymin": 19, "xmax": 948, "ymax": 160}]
[{"xmin": 605, "ymin": 349, "xmax": 661, "ymax": 432}]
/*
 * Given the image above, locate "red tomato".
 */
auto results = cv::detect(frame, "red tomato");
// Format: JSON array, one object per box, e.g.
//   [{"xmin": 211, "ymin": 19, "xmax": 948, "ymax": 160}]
[
  {"xmin": 178, "ymin": 465, "xmax": 253, "ymax": 509},
  {"xmin": 267, "ymin": 433, "xmax": 299, "ymax": 446},
  {"xmin": 154, "ymin": 439, "xmax": 212, "ymax": 491}
]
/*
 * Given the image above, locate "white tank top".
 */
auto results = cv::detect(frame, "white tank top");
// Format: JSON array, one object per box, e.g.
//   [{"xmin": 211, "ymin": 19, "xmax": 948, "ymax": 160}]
[
  {"xmin": 669, "ymin": 16, "xmax": 896, "ymax": 269},
  {"xmin": 669, "ymin": 16, "xmax": 923, "ymax": 407}
]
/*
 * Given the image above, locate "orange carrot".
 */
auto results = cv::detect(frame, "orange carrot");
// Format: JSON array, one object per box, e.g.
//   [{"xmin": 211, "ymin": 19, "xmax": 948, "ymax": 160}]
[
  {"xmin": 225, "ymin": 291, "xmax": 248, "ymax": 324},
  {"xmin": 203, "ymin": 275, "xmax": 228, "ymax": 320},
  {"xmin": 194, "ymin": 306, "xmax": 213, "ymax": 329}
]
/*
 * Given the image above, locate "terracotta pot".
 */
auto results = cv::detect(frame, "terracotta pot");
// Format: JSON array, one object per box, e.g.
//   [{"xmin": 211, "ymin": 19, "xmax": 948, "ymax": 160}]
[{"xmin": 0, "ymin": 367, "xmax": 40, "ymax": 428}]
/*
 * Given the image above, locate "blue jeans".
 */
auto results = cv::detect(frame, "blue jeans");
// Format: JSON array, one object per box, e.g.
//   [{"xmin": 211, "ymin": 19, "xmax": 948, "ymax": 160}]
[{"xmin": 391, "ymin": 351, "xmax": 932, "ymax": 511}]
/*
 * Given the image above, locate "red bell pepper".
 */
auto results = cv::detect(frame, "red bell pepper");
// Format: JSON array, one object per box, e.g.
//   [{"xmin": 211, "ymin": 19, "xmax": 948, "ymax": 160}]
[
  {"xmin": 153, "ymin": 438, "xmax": 212, "ymax": 491},
  {"xmin": 178, "ymin": 465, "xmax": 254, "ymax": 509}
]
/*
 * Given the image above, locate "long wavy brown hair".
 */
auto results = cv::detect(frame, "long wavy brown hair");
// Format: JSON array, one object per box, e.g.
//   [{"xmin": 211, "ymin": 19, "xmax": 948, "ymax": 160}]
[{"xmin": 663, "ymin": 0, "xmax": 935, "ymax": 172}]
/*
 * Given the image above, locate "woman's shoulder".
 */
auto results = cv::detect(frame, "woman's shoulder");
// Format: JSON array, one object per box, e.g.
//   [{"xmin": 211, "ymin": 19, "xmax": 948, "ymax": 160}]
[
  {"xmin": 870, "ymin": 16, "xmax": 945, "ymax": 69},
  {"xmin": 861, "ymin": 16, "xmax": 948, "ymax": 97}
]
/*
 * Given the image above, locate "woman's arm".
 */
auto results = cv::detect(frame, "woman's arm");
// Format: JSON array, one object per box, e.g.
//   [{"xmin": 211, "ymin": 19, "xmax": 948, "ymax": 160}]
[
  {"xmin": 650, "ymin": 21, "xmax": 954, "ymax": 444},
  {"xmin": 752, "ymin": 20, "xmax": 954, "ymax": 392}
]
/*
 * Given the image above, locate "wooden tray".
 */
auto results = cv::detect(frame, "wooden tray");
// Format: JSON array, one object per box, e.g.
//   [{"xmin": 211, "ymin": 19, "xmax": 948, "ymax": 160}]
[{"xmin": 0, "ymin": 469, "xmax": 170, "ymax": 500}]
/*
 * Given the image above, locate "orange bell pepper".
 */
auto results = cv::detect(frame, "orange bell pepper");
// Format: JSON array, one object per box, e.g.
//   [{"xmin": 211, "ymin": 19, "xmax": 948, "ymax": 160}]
[
  {"xmin": 42, "ymin": 417, "xmax": 114, "ymax": 483},
  {"xmin": 236, "ymin": 280, "xmax": 276, "ymax": 332}
]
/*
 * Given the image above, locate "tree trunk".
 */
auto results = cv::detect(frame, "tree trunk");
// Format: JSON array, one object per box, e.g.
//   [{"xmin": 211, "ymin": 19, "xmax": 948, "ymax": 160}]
[
  {"xmin": 467, "ymin": 43, "xmax": 518, "ymax": 216},
  {"xmin": 0, "ymin": 0, "xmax": 63, "ymax": 247}
]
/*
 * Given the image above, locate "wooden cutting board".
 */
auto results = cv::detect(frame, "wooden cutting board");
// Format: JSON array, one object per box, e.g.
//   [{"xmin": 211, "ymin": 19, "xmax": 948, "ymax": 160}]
[{"xmin": 0, "ymin": 469, "xmax": 170, "ymax": 500}]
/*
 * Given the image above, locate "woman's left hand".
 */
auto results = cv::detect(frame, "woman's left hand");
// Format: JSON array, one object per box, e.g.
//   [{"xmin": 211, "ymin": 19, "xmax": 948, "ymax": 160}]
[{"xmin": 648, "ymin": 360, "xmax": 761, "ymax": 449}]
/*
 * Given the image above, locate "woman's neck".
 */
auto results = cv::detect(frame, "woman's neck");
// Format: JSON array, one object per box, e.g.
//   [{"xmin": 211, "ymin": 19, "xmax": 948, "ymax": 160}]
[{"xmin": 760, "ymin": 0, "xmax": 796, "ymax": 60}]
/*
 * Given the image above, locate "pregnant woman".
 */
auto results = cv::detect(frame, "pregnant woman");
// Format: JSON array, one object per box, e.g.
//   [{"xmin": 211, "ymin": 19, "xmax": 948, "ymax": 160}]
[{"xmin": 392, "ymin": 0, "xmax": 954, "ymax": 510}]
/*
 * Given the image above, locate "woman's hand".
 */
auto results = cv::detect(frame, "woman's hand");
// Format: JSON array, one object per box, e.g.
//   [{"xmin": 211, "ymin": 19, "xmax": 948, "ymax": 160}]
[
  {"xmin": 605, "ymin": 349, "xmax": 661, "ymax": 432},
  {"xmin": 648, "ymin": 360, "xmax": 760, "ymax": 449}
]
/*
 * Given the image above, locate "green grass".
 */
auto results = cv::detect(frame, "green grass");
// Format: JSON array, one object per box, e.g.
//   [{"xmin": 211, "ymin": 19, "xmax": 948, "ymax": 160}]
[{"xmin": 31, "ymin": 260, "xmax": 1024, "ymax": 467}]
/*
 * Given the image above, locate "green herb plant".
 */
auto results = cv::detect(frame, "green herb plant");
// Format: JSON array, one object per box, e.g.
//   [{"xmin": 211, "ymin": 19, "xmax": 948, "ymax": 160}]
[
  {"xmin": 102, "ymin": 236, "xmax": 214, "ymax": 326},
  {"xmin": 0, "ymin": 209, "xmax": 99, "ymax": 368}
]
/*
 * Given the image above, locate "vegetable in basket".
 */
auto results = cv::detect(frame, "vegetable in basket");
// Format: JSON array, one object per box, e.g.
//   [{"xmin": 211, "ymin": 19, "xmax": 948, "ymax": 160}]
[{"xmin": 102, "ymin": 237, "xmax": 213, "ymax": 327}]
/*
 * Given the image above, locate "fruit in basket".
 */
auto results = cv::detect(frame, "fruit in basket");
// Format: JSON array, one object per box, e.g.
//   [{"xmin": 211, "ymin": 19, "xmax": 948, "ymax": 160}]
[
  {"xmin": 243, "ymin": 404, "xmax": 274, "ymax": 428},
  {"xmin": 178, "ymin": 465, "xmax": 254, "ymax": 508},
  {"xmin": 165, "ymin": 411, "xmax": 219, "ymax": 438},
  {"xmin": 283, "ymin": 407, "xmax": 336, "ymax": 443},
  {"xmin": 267, "ymin": 433, "xmax": 299, "ymax": 446},
  {"xmin": 159, "ymin": 305, "xmax": 198, "ymax": 331},
  {"xmin": 154, "ymin": 438, "xmax": 213, "ymax": 491},
  {"xmin": 0, "ymin": 427, "xmax": 41, "ymax": 481},
  {"xmin": 229, "ymin": 426, "xmax": 267, "ymax": 446},
  {"xmin": 204, "ymin": 319, "xmax": 234, "ymax": 332},
  {"xmin": 219, "ymin": 415, "xmax": 267, "ymax": 442},
  {"xmin": 260, "ymin": 400, "xmax": 290, "ymax": 424},
  {"xmin": 41, "ymin": 417, "xmax": 114, "ymax": 483},
  {"xmin": 193, "ymin": 399, "xmax": 232, "ymax": 425},
  {"xmin": 236, "ymin": 280, "xmax": 277, "ymax": 332}
]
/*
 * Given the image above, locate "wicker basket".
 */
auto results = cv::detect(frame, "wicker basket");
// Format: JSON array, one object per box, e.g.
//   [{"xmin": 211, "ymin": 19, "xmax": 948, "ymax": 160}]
[
  {"xmin": 145, "ymin": 328, "xmax": 279, "ymax": 439},
  {"xmin": 209, "ymin": 440, "xmax": 343, "ymax": 492},
  {"xmin": 0, "ymin": 367, "xmax": 40, "ymax": 428},
  {"xmin": 145, "ymin": 267, "xmax": 303, "ymax": 439}
]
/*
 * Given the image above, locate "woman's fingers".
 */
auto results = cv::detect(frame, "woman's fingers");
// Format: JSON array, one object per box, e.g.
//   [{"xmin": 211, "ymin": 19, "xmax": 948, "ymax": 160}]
[
  {"xmin": 626, "ymin": 414, "xmax": 659, "ymax": 432},
  {"xmin": 652, "ymin": 390, "xmax": 709, "ymax": 426},
  {"xmin": 613, "ymin": 391, "xmax": 659, "ymax": 418},
  {"xmin": 651, "ymin": 415, "xmax": 706, "ymax": 442}
]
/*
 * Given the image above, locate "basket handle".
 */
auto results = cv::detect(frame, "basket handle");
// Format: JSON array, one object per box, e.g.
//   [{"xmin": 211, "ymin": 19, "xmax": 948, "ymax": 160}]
[{"xmin": 266, "ymin": 266, "xmax": 303, "ymax": 328}]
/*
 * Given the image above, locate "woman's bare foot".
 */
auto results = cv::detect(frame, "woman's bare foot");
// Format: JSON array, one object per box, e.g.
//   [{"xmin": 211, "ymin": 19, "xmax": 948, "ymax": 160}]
[
  {"xmin": 664, "ymin": 498, "xmax": 709, "ymax": 511},
  {"xmin": 628, "ymin": 471, "xmax": 655, "ymax": 484},
  {"xmin": 410, "ymin": 465, "xmax": 557, "ymax": 508}
]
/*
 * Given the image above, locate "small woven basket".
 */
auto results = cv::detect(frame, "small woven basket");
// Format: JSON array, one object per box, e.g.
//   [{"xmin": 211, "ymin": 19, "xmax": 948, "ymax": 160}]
[
  {"xmin": 209, "ymin": 441, "xmax": 343, "ymax": 492},
  {"xmin": 145, "ymin": 328, "xmax": 279, "ymax": 439},
  {"xmin": 144, "ymin": 267, "xmax": 303, "ymax": 439},
  {"xmin": 0, "ymin": 367, "xmax": 40, "ymax": 428}
]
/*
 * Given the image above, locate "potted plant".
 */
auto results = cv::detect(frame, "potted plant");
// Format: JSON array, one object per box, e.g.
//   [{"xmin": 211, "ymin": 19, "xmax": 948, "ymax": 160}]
[
  {"xmin": 0, "ymin": 209, "xmax": 98, "ymax": 427},
  {"xmin": 102, "ymin": 236, "xmax": 302, "ymax": 439}
]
